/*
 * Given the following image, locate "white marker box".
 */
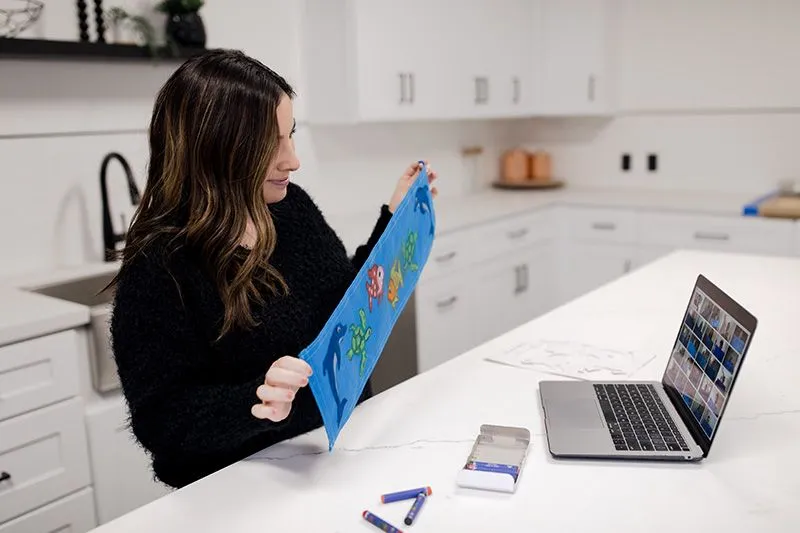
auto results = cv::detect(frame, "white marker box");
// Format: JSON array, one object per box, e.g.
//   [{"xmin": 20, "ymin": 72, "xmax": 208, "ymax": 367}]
[{"xmin": 456, "ymin": 424, "xmax": 531, "ymax": 493}]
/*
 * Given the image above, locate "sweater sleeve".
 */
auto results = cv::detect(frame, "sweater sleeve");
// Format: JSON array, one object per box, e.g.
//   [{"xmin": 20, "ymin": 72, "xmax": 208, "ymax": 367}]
[
  {"xmin": 350, "ymin": 204, "xmax": 393, "ymax": 271},
  {"xmin": 110, "ymin": 252, "xmax": 294, "ymax": 462}
]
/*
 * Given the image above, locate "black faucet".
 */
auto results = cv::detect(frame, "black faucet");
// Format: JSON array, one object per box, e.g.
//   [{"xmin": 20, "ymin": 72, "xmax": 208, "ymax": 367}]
[{"xmin": 100, "ymin": 152, "xmax": 141, "ymax": 262}]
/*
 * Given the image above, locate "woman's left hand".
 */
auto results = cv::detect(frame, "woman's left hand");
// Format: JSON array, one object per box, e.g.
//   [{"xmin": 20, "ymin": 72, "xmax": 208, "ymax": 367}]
[{"xmin": 388, "ymin": 160, "xmax": 438, "ymax": 214}]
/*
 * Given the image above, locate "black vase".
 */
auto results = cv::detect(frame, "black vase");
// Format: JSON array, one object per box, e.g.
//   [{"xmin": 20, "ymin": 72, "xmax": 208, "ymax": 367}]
[{"xmin": 166, "ymin": 11, "xmax": 206, "ymax": 47}]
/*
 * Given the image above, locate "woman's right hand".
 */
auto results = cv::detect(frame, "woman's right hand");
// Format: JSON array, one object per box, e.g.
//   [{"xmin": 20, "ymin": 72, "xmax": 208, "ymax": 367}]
[{"xmin": 252, "ymin": 356, "xmax": 313, "ymax": 422}]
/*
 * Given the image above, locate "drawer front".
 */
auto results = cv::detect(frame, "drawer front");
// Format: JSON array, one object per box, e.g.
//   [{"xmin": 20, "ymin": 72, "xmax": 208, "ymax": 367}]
[
  {"xmin": 479, "ymin": 209, "xmax": 555, "ymax": 260},
  {"xmin": 0, "ymin": 398, "xmax": 91, "ymax": 523},
  {"xmin": 0, "ymin": 330, "xmax": 81, "ymax": 422},
  {"xmin": 420, "ymin": 229, "xmax": 475, "ymax": 282},
  {"xmin": 563, "ymin": 206, "xmax": 638, "ymax": 244},
  {"xmin": 0, "ymin": 488, "xmax": 96, "ymax": 533},
  {"xmin": 639, "ymin": 213, "xmax": 796, "ymax": 255},
  {"xmin": 416, "ymin": 274, "xmax": 481, "ymax": 372}
]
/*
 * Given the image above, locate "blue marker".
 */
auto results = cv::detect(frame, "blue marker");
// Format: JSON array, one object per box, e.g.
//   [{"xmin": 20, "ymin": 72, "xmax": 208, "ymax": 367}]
[
  {"xmin": 380, "ymin": 486, "xmax": 432, "ymax": 503},
  {"xmin": 362, "ymin": 510, "xmax": 403, "ymax": 533},
  {"xmin": 403, "ymin": 492, "xmax": 427, "ymax": 526}
]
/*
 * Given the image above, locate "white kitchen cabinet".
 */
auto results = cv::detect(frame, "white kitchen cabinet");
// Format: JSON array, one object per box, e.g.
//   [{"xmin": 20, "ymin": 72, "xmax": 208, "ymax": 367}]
[
  {"xmin": 0, "ymin": 488, "xmax": 96, "ymax": 533},
  {"xmin": 416, "ymin": 272, "xmax": 482, "ymax": 373},
  {"xmin": 203, "ymin": 0, "xmax": 305, "ymax": 120},
  {"xmin": 302, "ymin": 0, "xmax": 450, "ymax": 124},
  {"xmin": 448, "ymin": 0, "xmax": 536, "ymax": 119},
  {"xmin": 85, "ymin": 397, "xmax": 171, "ymax": 525},
  {"xmin": 0, "ymin": 398, "xmax": 91, "ymax": 524},
  {"xmin": 558, "ymin": 242, "xmax": 636, "ymax": 305},
  {"xmin": 615, "ymin": 0, "xmax": 800, "ymax": 112},
  {"xmin": 0, "ymin": 330, "xmax": 80, "ymax": 422},
  {"xmin": 638, "ymin": 212, "xmax": 796, "ymax": 257},
  {"xmin": 537, "ymin": 0, "xmax": 612, "ymax": 115}
]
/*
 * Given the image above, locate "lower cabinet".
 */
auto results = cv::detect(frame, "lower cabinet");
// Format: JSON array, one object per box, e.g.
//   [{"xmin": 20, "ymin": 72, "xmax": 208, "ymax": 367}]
[
  {"xmin": 558, "ymin": 242, "xmax": 636, "ymax": 304},
  {"xmin": 85, "ymin": 397, "xmax": 172, "ymax": 525},
  {"xmin": 0, "ymin": 488, "xmax": 96, "ymax": 533},
  {"xmin": 415, "ymin": 204, "xmax": 798, "ymax": 373},
  {"xmin": 0, "ymin": 398, "xmax": 92, "ymax": 525}
]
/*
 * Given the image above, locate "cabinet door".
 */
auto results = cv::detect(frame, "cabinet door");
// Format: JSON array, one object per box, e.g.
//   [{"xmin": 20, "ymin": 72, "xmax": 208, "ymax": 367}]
[
  {"xmin": 615, "ymin": 0, "xmax": 800, "ymax": 112},
  {"xmin": 538, "ymin": 0, "xmax": 611, "ymax": 115},
  {"xmin": 0, "ymin": 488, "xmax": 96, "ymax": 533},
  {"xmin": 471, "ymin": 239, "xmax": 559, "ymax": 348},
  {"xmin": 795, "ymin": 224, "xmax": 800, "ymax": 257},
  {"xmin": 416, "ymin": 273, "xmax": 482, "ymax": 373},
  {"xmin": 0, "ymin": 398, "xmax": 91, "ymax": 524},
  {"xmin": 559, "ymin": 242, "xmax": 635, "ymax": 304},
  {"xmin": 85, "ymin": 398, "xmax": 172, "ymax": 525}
]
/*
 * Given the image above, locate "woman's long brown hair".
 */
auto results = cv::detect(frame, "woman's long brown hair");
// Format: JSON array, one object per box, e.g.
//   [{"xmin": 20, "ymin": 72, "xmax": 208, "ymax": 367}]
[{"xmin": 114, "ymin": 49, "xmax": 294, "ymax": 339}]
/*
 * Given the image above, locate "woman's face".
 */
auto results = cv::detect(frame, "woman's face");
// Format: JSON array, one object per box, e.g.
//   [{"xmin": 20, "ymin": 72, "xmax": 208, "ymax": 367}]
[{"xmin": 263, "ymin": 93, "xmax": 300, "ymax": 204}]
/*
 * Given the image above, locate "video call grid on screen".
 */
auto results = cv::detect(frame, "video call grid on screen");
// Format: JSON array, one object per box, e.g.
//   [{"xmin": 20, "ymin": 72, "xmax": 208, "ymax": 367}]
[{"xmin": 663, "ymin": 286, "xmax": 752, "ymax": 439}]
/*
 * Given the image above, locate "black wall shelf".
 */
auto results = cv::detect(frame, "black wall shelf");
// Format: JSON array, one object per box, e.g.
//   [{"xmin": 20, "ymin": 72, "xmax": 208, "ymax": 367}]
[{"xmin": 0, "ymin": 38, "xmax": 207, "ymax": 62}]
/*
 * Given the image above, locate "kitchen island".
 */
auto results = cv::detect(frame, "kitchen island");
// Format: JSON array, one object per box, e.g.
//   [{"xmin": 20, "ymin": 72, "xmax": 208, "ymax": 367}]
[{"xmin": 86, "ymin": 249, "xmax": 800, "ymax": 532}]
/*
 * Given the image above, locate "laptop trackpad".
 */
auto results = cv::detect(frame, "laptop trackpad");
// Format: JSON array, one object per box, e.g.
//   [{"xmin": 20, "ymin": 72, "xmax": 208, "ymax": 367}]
[{"xmin": 545, "ymin": 398, "xmax": 605, "ymax": 429}]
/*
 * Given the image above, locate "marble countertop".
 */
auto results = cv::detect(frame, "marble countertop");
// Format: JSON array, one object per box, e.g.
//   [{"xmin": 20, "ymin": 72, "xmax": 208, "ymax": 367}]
[
  {"xmin": 87, "ymin": 250, "xmax": 800, "ymax": 532},
  {"xmin": 0, "ymin": 184, "xmax": 777, "ymax": 348}
]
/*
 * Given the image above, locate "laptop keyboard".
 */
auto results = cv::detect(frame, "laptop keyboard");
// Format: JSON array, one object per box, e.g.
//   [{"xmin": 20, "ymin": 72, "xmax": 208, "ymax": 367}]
[{"xmin": 594, "ymin": 384, "xmax": 690, "ymax": 452}]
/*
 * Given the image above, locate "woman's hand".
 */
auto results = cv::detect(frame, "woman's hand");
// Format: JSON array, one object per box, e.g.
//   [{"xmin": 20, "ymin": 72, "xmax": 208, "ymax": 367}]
[
  {"xmin": 251, "ymin": 356, "xmax": 312, "ymax": 422},
  {"xmin": 388, "ymin": 160, "xmax": 439, "ymax": 214}
]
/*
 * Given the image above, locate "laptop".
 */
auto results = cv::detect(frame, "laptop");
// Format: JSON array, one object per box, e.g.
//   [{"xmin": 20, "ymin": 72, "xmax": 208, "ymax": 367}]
[{"xmin": 539, "ymin": 274, "xmax": 757, "ymax": 461}]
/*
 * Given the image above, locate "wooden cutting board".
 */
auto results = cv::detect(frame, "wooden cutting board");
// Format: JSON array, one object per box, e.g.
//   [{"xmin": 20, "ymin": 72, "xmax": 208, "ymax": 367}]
[{"xmin": 757, "ymin": 195, "xmax": 800, "ymax": 219}]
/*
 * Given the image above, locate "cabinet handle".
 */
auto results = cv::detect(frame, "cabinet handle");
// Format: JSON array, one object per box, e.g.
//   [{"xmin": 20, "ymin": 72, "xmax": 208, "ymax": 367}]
[
  {"xmin": 514, "ymin": 264, "xmax": 529, "ymax": 294},
  {"xmin": 474, "ymin": 77, "xmax": 481, "ymax": 104},
  {"xmin": 588, "ymin": 74, "xmax": 596, "ymax": 102},
  {"xmin": 512, "ymin": 76, "xmax": 520, "ymax": 104},
  {"xmin": 0, "ymin": 472, "xmax": 10, "ymax": 483},
  {"xmin": 483, "ymin": 77, "xmax": 489, "ymax": 104},
  {"xmin": 623, "ymin": 259, "xmax": 632, "ymax": 273},
  {"xmin": 435, "ymin": 295, "xmax": 458, "ymax": 309},
  {"xmin": 693, "ymin": 231, "xmax": 730, "ymax": 241},
  {"xmin": 398, "ymin": 73, "xmax": 406, "ymax": 104},
  {"xmin": 409, "ymin": 72, "xmax": 415, "ymax": 104},
  {"xmin": 591, "ymin": 222, "xmax": 616, "ymax": 231},
  {"xmin": 435, "ymin": 251, "xmax": 457, "ymax": 262},
  {"xmin": 507, "ymin": 228, "xmax": 529, "ymax": 239}
]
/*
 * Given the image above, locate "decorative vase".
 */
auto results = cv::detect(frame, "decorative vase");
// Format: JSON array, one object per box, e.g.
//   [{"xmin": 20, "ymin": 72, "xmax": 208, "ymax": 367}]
[{"xmin": 165, "ymin": 11, "xmax": 206, "ymax": 47}]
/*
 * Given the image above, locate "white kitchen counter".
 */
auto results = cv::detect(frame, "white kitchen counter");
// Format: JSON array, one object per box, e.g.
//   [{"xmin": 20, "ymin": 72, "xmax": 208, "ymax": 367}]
[{"xmin": 87, "ymin": 249, "xmax": 800, "ymax": 532}]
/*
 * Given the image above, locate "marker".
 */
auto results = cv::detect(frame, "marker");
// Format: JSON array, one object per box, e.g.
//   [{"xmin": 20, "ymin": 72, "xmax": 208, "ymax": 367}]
[
  {"xmin": 380, "ymin": 486, "xmax": 432, "ymax": 503},
  {"xmin": 403, "ymin": 491, "xmax": 427, "ymax": 526},
  {"xmin": 362, "ymin": 510, "xmax": 403, "ymax": 533}
]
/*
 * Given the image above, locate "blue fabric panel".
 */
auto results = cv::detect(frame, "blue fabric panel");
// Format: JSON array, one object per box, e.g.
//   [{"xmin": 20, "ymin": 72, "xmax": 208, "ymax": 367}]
[{"xmin": 299, "ymin": 162, "xmax": 436, "ymax": 450}]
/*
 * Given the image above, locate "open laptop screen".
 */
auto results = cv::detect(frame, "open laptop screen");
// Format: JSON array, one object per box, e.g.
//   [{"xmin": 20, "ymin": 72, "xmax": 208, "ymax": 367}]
[{"xmin": 662, "ymin": 275, "xmax": 756, "ymax": 454}]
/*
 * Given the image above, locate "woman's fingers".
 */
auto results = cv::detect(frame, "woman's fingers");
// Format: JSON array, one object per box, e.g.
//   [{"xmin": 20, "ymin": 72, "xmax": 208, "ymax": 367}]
[
  {"xmin": 273, "ymin": 355, "xmax": 313, "ymax": 376},
  {"xmin": 251, "ymin": 401, "xmax": 290, "ymax": 422},
  {"xmin": 266, "ymin": 366, "xmax": 308, "ymax": 389},
  {"xmin": 257, "ymin": 383, "xmax": 296, "ymax": 403}
]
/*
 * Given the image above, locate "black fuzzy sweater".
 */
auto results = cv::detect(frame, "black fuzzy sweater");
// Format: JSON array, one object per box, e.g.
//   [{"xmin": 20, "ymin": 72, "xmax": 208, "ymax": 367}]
[{"xmin": 110, "ymin": 183, "xmax": 392, "ymax": 489}]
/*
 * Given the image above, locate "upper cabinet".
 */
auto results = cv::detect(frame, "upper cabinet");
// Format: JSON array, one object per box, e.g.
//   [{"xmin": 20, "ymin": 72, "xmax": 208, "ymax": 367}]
[
  {"xmin": 536, "ymin": 0, "xmax": 613, "ymax": 116},
  {"xmin": 301, "ymin": 0, "xmax": 613, "ymax": 124},
  {"xmin": 614, "ymin": 0, "xmax": 800, "ymax": 112}
]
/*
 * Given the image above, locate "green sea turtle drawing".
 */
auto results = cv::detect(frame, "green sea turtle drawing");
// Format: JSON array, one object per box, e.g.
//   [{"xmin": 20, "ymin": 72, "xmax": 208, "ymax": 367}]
[
  {"xmin": 347, "ymin": 308, "xmax": 372, "ymax": 376},
  {"xmin": 401, "ymin": 231, "xmax": 419, "ymax": 272}
]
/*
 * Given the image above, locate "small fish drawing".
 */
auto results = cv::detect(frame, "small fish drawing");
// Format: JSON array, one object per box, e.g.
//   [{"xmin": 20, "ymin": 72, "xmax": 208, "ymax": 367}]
[
  {"xmin": 387, "ymin": 259, "xmax": 403, "ymax": 309},
  {"xmin": 366, "ymin": 264, "xmax": 384, "ymax": 312}
]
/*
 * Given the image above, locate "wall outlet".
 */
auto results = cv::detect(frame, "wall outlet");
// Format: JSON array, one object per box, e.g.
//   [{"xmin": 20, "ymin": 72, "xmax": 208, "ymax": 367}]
[
  {"xmin": 647, "ymin": 153, "xmax": 658, "ymax": 172},
  {"xmin": 621, "ymin": 153, "xmax": 631, "ymax": 171}
]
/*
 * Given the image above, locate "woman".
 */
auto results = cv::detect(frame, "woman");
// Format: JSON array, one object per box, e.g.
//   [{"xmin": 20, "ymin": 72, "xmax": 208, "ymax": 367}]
[{"xmin": 109, "ymin": 49, "xmax": 438, "ymax": 489}]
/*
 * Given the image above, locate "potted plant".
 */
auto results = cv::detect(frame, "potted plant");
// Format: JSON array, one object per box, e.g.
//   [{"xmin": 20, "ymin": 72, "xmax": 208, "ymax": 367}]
[
  {"xmin": 156, "ymin": 0, "xmax": 206, "ymax": 48},
  {"xmin": 105, "ymin": 7, "xmax": 157, "ymax": 54}
]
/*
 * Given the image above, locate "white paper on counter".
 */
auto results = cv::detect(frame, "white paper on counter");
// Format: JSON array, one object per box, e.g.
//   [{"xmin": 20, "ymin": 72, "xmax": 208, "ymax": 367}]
[{"xmin": 484, "ymin": 339, "xmax": 657, "ymax": 381}]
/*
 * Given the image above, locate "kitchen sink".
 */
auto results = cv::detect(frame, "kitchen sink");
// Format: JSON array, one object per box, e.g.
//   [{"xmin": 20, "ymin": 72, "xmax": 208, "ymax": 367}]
[{"xmin": 28, "ymin": 271, "xmax": 120, "ymax": 393}]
